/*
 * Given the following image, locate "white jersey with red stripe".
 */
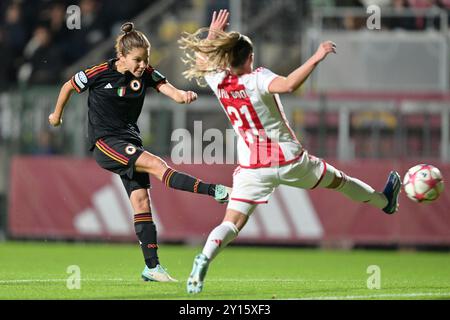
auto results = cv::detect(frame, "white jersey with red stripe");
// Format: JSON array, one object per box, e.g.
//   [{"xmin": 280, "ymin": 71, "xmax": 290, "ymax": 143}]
[{"xmin": 205, "ymin": 67, "xmax": 303, "ymax": 168}]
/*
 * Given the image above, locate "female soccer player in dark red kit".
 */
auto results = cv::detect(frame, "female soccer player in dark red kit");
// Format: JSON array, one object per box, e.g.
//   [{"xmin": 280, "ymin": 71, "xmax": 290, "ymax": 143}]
[{"xmin": 49, "ymin": 22, "xmax": 230, "ymax": 282}]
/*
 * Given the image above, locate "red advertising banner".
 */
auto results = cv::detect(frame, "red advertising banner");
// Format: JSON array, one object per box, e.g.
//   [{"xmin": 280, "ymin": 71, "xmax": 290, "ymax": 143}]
[{"xmin": 8, "ymin": 156, "xmax": 450, "ymax": 245}]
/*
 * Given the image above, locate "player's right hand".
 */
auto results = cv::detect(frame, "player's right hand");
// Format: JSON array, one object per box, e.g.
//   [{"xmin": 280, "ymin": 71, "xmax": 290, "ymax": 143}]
[
  {"xmin": 207, "ymin": 9, "xmax": 230, "ymax": 40},
  {"xmin": 182, "ymin": 90, "xmax": 198, "ymax": 104},
  {"xmin": 48, "ymin": 113, "xmax": 62, "ymax": 127}
]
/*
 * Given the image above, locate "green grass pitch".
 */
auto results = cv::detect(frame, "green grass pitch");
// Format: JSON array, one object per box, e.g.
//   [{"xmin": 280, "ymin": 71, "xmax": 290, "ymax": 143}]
[{"xmin": 0, "ymin": 241, "xmax": 449, "ymax": 300}]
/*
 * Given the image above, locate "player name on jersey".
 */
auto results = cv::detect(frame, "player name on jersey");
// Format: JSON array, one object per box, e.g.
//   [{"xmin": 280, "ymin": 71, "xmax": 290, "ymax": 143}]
[{"xmin": 218, "ymin": 88, "xmax": 248, "ymax": 99}]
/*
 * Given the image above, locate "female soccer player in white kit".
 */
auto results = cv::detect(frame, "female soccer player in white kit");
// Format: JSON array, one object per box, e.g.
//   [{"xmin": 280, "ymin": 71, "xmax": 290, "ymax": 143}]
[{"xmin": 179, "ymin": 9, "xmax": 401, "ymax": 294}]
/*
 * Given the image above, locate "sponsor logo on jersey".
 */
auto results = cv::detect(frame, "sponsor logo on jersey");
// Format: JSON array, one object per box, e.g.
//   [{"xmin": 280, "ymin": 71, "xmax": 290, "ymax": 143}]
[
  {"xmin": 130, "ymin": 79, "xmax": 141, "ymax": 91},
  {"xmin": 125, "ymin": 144, "xmax": 137, "ymax": 155},
  {"xmin": 104, "ymin": 83, "xmax": 113, "ymax": 89}
]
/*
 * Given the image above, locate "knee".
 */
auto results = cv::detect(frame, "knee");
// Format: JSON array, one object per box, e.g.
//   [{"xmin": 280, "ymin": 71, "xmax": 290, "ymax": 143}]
[
  {"xmin": 223, "ymin": 209, "xmax": 248, "ymax": 231},
  {"xmin": 131, "ymin": 193, "xmax": 151, "ymax": 213}
]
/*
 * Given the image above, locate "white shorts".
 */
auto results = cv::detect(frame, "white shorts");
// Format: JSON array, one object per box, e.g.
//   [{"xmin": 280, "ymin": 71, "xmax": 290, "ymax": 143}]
[{"xmin": 228, "ymin": 151, "xmax": 327, "ymax": 215}]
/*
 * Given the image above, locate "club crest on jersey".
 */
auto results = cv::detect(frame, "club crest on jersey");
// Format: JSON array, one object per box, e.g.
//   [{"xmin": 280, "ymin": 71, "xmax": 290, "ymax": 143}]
[
  {"xmin": 125, "ymin": 144, "xmax": 137, "ymax": 155},
  {"xmin": 117, "ymin": 87, "xmax": 126, "ymax": 97},
  {"xmin": 130, "ymin": 79, "xmax": 141, "ymax": 91}
]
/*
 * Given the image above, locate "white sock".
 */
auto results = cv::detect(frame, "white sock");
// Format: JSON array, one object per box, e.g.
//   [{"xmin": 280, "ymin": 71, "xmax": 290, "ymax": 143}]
[
  {"xmin": 202, "ymin": 221, "xmax": 239, "ymax": 261},
  {"xmin": 318, "ymin": 164, "xmax": 388, "ymax": 209},
  {"xmin": 336, "ymin": 172, "xmax": 388, "ymax": 209}
]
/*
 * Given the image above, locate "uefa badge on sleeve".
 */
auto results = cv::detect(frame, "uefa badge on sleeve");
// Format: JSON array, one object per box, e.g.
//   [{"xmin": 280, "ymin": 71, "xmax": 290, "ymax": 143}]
[
  {"xmin": 152, "ymin": 70, "xmax": 164, "ymax": 82},
  {"xmin": 125, "ymin": 144, "xmax": 137, "ymax": 155}
]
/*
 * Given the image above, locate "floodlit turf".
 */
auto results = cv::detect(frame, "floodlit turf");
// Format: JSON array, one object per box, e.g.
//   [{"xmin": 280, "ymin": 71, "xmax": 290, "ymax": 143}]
[{"xmin": 0, "ymin": 241, "xmax": 449, "ymax": 300}]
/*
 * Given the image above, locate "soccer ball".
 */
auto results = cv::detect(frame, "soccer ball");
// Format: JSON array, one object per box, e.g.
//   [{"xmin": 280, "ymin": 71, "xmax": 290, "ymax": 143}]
[{"xmin": 403, "ymin": 164, "xmax": 444, "ymax": 203}]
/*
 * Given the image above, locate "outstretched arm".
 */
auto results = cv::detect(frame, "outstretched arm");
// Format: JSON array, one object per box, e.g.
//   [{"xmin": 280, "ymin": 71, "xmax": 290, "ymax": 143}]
[
  {"xmin": 158, "ymin": 82, "xmax": 198, "ymax": 104},
  {"xmin": 196, "ymin": 9, "xmax": 230, "ymax": 66},
  {"xmin": 268, "ymin": 41, "xmax": 337, "ymax": 94},
  {"xmin": 49, "ymin": 80, "xmax": 75, "ymax": 126},
  {"xmin": 207, "ymin": 9, "xmax": 229, "ymax": 40}
]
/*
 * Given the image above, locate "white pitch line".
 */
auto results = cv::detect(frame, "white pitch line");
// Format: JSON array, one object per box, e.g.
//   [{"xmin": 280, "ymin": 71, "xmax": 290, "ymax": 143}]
[
  {"xmin": 0, "ymin": 278, "xmax": 128, "ymax": 284},
  {"xmin": 1, "ymin": 279, "xmax": 449, "ymax": 300},
  {"xmin": 209, "ymin": 278, "xmax": 361, "ymax": 282},
  {"xmin": 0, "ymin": 278, "xmax": 365, "ymax": 285},
  {"xmin": 294, "ymin": 292, "xmax": 450, "ymax": 300},
  {"xmin": 0, "ymin": 278, "xmax": 361, "ymax": 284}
]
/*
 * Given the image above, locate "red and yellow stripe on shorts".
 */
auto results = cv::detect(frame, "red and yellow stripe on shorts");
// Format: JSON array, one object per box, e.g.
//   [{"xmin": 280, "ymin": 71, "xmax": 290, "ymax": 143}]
[{"xmin": 95, "ymin": 139, "xmax": 129, "ymax": 166}]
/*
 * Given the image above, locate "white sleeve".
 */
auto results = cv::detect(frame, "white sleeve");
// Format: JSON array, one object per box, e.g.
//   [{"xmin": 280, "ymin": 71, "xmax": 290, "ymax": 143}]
[{"xmin": 256, "ymin": 68, "xmax": 279, "ymax": 95}]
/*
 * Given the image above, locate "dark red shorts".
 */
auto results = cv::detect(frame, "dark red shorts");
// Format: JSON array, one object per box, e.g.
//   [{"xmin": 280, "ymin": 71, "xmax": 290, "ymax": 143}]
[{"xmin": 93, "ymin": 136, "xmax": 150, "ymax": 196}]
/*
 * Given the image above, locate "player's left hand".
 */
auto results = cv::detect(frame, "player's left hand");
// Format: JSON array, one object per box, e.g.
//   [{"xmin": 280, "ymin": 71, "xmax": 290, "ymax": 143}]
[
  {"xmin": 313, "ymin": 41, "xmax": 337, "ymax": 63},
  {"xmin": 182, "ymin": 91, "xmax": 198, "ymax": 104}
]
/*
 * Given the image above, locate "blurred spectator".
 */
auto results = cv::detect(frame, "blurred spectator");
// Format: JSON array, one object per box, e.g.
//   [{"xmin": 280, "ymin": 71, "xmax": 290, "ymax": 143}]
[
  {"xmin": 2, "ymin": 1, "xmax": 27, "ymax": 57},
  {"xmin": 46, "ymin": 2, "xmax": 71, "ymax": 44},
  {"xmin": 79, "ymin": 0, "xmax": 106, "ymax": 44},
  {"xmin": 358, "ymin": 0, "xmax": 391, "ymax": 7},
  {"xmin": 435, "ymin": 0, "xmax": 450, "ymax": 28},
  {"xmin": 65, "ymin": 0, "xmax": 107, "ymax": 62},
  {"xmin": 440, "ymin": 0, "xmax": 450, "ymax": 9},
  {"xmin": 31, "ymin": 130, "xmax": 58, "ymax": 155},
  {"xmin": 409, "ymin": 0, "xmax": 443, "ymax": 29},
  {"xmin": 41, "ymin": 1, "xmax": 75, "ymax": 63},
  {"xmin": 19, "ymin": 25, "xmax": 63, "ymax": 85},
  {"xmin": 335, "ymin": 0, "xmax": 364, "ymax": 5},
  {"xmin": 0, "ymin": 0, "xmax": 158, "ymax": 90},
  {"xmin": 102, "ymin": 0, "xmax": 144, "ymax": 32},
  {"xmin": 342, "ymin": 12, "xmax": 366, "ymax": 29},
  {"xmin": 385, "ymin": 0, "xmax": 417, "ymax": 30},
  {"xmin": 336, "ymin": 0, "xmax": 366, "ymax": 30},
  {"xmin": 0, "ymin": 27, "xmax": 14, "ymax": 92}
]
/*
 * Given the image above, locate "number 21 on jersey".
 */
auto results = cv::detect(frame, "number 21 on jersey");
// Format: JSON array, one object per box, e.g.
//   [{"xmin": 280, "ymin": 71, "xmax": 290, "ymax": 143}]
[{"xmin": 226, "ymin": 104, "xmax": 263, "ymax": 145}]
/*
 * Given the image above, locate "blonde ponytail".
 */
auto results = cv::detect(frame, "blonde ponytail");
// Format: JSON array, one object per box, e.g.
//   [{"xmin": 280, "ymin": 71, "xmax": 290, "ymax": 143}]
[{"xmin": 179, "ymin": 28, "xmax": 253, "ymax": 86}]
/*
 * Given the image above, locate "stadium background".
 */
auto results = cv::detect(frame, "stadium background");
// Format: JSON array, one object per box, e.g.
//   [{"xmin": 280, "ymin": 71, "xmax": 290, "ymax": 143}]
[{"xmin": 0, "ymin": 0, "xmax": 450, "ymax": 301}]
